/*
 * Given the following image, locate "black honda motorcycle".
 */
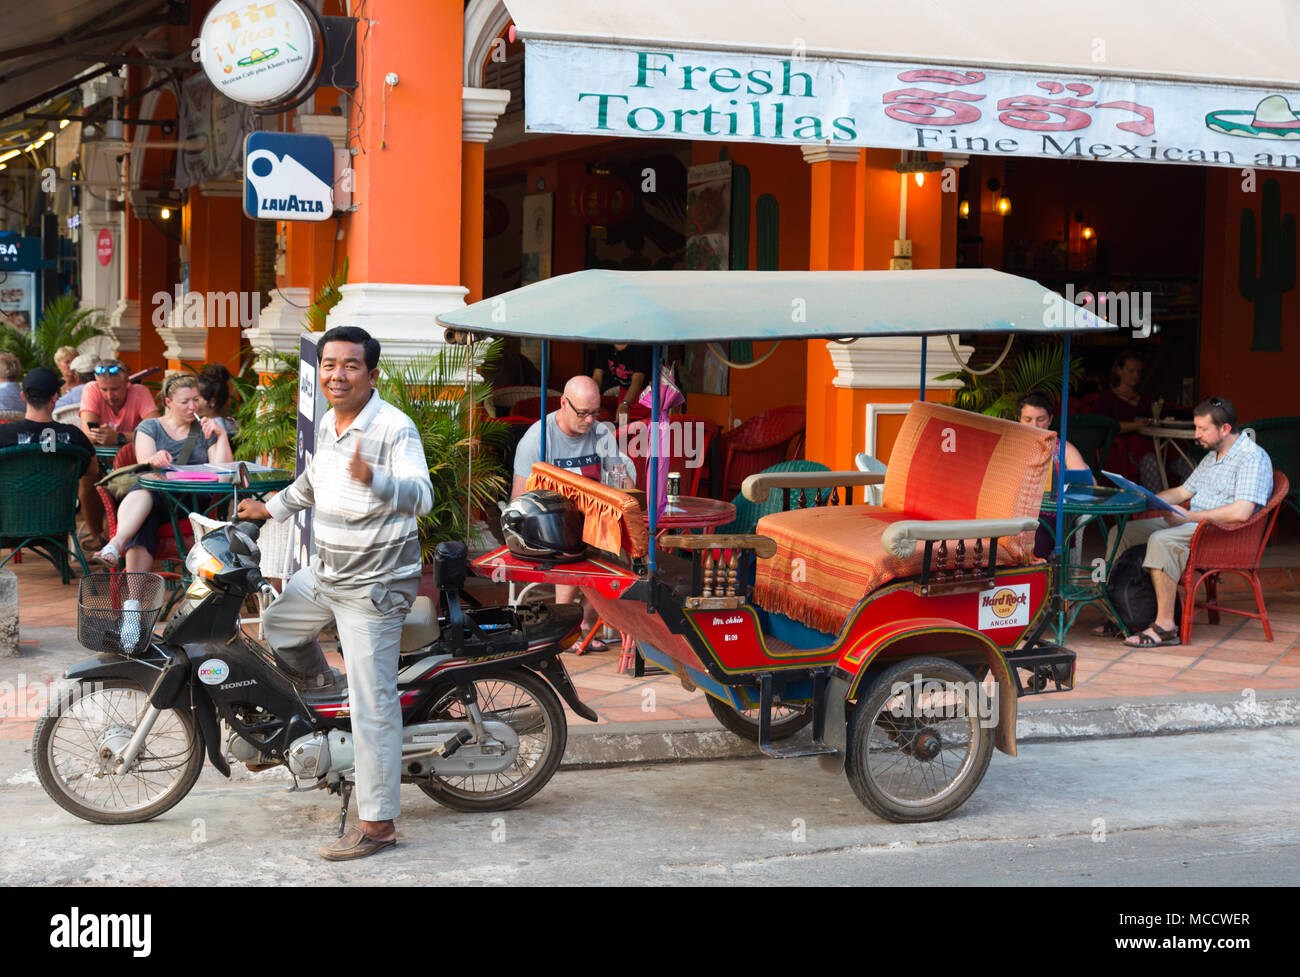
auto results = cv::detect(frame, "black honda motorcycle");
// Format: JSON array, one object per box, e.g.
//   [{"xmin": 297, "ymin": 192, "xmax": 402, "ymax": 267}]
[{"xmin": 33, "ymin": 473, "xmax": 592, "ymax": 827}]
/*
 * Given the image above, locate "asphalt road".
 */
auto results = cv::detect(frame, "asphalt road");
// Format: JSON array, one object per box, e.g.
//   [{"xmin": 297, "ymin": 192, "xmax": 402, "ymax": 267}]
[{"xmin": 3, "ymin": 726, "xmax": 1298, "ymax": 886}]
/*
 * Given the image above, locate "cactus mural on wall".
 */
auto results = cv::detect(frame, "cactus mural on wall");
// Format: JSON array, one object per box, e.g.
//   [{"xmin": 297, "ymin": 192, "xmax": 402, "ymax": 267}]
[{"xmin": 1239, "ymin": 178, "xmax": 1295, "ymax": 351}]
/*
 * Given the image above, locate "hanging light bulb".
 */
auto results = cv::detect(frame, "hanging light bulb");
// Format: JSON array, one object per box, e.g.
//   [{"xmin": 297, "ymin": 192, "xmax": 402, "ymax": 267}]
[
  {"xmin": 997, "ymin": 194, "xmax": 1012, "ymax": 216},
  {"xmin": 959, "ymin": 199, "xmax": 970, "ymax": 218},
  {"xmin": 160, "ymin": 207, "xmax": 171, "ymax": 220},
  {"xmin": 1082, "ymin": 225, "xmax": 1094, "ymax": 240},
  {"xmin": 914, "ymin": 171, "xmax": 925, "ymax": 188}
]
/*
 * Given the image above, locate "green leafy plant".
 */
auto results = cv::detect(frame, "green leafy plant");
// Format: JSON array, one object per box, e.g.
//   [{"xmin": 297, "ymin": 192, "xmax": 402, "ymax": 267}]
[
  {"xmin": 377, "ymin": 340, "xmax": 508, "ymax": 558},
  {"xmin": 233, "ymin": 261, "xmax": 348, "ymax": 469},
  {"xmin": 935, "ymin": 338, "xmax": 1083, "ymax": 419},
  {"xmin": 0, "ymin": 294, "xmax": 105, "ymax": 369}
]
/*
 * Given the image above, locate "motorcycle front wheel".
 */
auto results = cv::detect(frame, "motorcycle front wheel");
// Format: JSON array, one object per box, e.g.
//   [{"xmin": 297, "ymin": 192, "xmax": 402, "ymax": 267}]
[
  {"xmin": 415, "ymin": 666, "xmax": 567, "ymax": 813},
  {"xmin": 33, "ymin": 680, "xmax": 204, "ymax": 824}
]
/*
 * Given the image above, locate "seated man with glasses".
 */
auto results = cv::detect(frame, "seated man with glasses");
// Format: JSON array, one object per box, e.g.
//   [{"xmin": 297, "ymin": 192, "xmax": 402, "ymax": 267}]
[
  {"xmin": 511, "ymin": 376, "xmax": 635, "ymax": 651},
  {"xmin": 79, "ymin": 358, "xmax": 160, "ymax": 450},
  {"xmin": 1109, "ymin": 396, "xmax": 1273, "ymax": 648}
]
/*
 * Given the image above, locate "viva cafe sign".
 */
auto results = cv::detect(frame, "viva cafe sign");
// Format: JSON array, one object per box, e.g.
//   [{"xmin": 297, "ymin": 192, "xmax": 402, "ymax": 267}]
[{"xmin": 525, "ymin": 40, "xmax": 1300, "ymax": 170}]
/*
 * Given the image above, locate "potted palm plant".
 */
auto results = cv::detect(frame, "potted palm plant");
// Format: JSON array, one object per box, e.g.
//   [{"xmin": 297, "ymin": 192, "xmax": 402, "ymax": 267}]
[
  {"xmin": 0, "ymin": 295, "xmax": 105, "ymax": 369},
  {"xmin": 936, "ymin": 338, "xmax": 1083, "ymax": 418}
]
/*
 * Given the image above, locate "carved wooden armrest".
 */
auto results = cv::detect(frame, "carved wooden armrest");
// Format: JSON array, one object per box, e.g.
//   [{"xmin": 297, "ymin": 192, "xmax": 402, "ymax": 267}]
[
  {"xmin": 656, "ymin": 534, "xmax": 778, "ymax": 609},
  {"xmin": 657, "ymin": 533, "xmax": 777, "ymax": 558},
  {"xmin": 741, "ymin": 470, "xmax": 885, "ymax": 505},
  {"xmin": 880, "ymin": 517, "xmax": 1040, "ymax": 594}
]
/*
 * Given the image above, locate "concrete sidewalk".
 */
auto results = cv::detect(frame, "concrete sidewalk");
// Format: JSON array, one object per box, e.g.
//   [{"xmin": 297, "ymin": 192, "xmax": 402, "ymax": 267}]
[
  {"xmin": 3, "ymin": 552, "xmax": 1299, "ymax": 776},
  {"xmin": 3, "ymin": 620, "xmax": 1298, "ymax": 777}
]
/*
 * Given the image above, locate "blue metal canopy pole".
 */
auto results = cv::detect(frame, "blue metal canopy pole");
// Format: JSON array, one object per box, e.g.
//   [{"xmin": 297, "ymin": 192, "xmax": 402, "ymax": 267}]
[
  {"xmin": 539, "ymin": 339, "xmax": 549, "ymax": 462},
  {"xmin": 1055, "ymin": 332, "xmax": 1071, "ymax": 640},
  {"xmin": 919, "ymin": 338, "xmax": 927, "ymax": 402},
  {"xmin": 648, "ymin": 344, "xmax": 660, "ymax": 575}
]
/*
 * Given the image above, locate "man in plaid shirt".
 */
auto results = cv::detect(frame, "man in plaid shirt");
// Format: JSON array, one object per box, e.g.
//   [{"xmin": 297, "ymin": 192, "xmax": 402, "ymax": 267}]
[
  {"xmin": 1113, "ymin": 396, "xmax": 1273, "ymax": 648},
  {"xmin": 238, "ymin": 326, "xmax": 433, "ymax": 860}
]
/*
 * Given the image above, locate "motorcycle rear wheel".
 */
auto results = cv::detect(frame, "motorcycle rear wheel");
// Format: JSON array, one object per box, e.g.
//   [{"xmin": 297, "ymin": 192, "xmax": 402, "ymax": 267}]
[
  {"xmin": 34, "ymin": 680, "xmax": 204, "ymax": 825},
  {"xmin": 415, "ymin": 666, "xmax": 567, "ymax": 812}
]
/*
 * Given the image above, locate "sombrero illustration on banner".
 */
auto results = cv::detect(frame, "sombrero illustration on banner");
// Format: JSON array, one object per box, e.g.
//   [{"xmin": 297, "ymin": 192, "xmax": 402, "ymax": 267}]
[
  {"xmin": 236, "ymin": 47, "xmax": 279, "ymax": 67},
  {"xmin": 1206, "ymin": 94, "xmax": 1300, "ymax": 139}
]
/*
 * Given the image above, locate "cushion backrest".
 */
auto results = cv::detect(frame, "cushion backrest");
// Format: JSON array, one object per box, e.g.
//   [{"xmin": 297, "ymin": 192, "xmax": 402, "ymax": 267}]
[
  {"xmin": 524, "ymin": 462, "xmax": 649, "ymax": 559},
  {"xmin": 883, "ymin": 401, "xmax": 1054, "ymax": 525}
]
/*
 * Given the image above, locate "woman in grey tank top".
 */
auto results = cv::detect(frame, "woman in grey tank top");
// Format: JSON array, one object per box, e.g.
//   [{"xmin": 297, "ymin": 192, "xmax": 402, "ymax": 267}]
[{"xmin": 94, "ymin": 375, "xmax": 233, "ymax": 569}]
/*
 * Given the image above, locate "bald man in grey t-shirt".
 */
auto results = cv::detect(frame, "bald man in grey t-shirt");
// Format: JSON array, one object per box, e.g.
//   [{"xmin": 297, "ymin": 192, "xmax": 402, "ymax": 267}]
[{"xmin": 510, "ymin": 376, "xmax": 634, "ymax": 651}]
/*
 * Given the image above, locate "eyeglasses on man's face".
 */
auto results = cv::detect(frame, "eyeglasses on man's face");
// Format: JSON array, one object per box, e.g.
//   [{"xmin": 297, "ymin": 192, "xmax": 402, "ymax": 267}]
[
  {"xmin": 94, "ymin": 364, "xmax": 124, "ymax": 375},
  {"xmin": 564, "ymin": 398, "xmax": 600, "ymax": 419}
]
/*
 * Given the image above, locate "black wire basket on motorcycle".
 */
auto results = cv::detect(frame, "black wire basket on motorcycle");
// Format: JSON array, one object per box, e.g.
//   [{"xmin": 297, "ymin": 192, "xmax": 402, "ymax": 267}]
[{"xmin": 77, "ymin": 572, "xmax": 168, "ymax": 656}]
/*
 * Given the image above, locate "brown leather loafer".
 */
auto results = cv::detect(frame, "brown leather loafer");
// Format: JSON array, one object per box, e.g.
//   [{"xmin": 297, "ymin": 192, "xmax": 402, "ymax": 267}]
[{"xmin": 318, "ymin": 826, "xmax": 397, "ymax": 861}]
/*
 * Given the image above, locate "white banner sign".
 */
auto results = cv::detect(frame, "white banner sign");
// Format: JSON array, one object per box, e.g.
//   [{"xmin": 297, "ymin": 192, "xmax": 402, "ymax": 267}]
[{"xmin": 525, "ymin": 40, "xmax": 1300, "ymax": 170}]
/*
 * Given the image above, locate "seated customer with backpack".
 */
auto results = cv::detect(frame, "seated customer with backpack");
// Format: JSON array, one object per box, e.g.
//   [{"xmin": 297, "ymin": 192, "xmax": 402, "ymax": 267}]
[{"xmin": 1108, "ymin": 396, "xmax": 1272, "ymax": 648}]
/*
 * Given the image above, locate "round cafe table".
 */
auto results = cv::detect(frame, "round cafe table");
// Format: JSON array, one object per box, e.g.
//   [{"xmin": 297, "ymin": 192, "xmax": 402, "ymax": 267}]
[
  {"xmin": 135, "ymin": 470, "xmax": 294, "ymax": 582},
  {"xmin": 651, "ymin": 495, "xmax": 736, "ymax": 533},
  {"xmin": 1039, "ymin": 485, "xmax": 1147, "ymax": 642},
  {"xmin": 1138, "ymin": 421, "xmax": 1201, "ymax": 489},
  {"xmin": 94, "ymin": 444, "xmax": 123, "ymax": 467}
]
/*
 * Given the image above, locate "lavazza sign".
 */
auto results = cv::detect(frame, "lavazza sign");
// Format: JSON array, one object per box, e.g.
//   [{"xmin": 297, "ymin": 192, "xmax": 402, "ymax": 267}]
[{"xmin": 525, "ymin": 40, "xmax": 1300, "ymax": 170}]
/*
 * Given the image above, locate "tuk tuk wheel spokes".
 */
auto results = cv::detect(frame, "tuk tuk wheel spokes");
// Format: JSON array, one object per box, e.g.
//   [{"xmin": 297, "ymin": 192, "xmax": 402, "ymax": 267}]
[{"xmin": 846, "ymin": 657, "xmax": 994, "ymax": 823}]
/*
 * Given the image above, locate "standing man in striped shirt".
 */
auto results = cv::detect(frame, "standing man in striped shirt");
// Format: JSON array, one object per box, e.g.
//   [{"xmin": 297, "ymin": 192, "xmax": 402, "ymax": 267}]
[{"xmin": 237, "ymin": 326, "xmax": 433, "ymax": 860}]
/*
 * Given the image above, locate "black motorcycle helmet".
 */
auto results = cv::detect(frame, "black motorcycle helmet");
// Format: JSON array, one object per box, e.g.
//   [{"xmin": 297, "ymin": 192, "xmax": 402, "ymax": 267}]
[{"xmin": 500, "ymin": 490, "xmax": 587, "ymax": 563}]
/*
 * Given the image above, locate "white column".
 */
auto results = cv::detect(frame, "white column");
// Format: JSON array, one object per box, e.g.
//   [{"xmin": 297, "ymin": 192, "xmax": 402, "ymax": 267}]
[
  {"xmin": 462, "ymin": 87, "xmax": 511, "ymax": 143},
  {"xmin": 106, "ymin": 297, "xmax": 141, "ymax": 355},
  {"xmin": 324, "ymin": 282, "xmax": 469, "ymax": 362},
  {"xmin": 828, "ymin": 336, "xmax": 973, "ymax": 460},
  {"xmin": 244, "ymin": 287, "xmax": 313, "ymax": 370}
]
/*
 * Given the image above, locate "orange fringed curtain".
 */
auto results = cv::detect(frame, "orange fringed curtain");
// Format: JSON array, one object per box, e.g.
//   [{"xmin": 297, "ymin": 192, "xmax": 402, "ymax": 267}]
[{"xmin": 525, "ymin": 463, "xmax": 650, "ymax": 558}]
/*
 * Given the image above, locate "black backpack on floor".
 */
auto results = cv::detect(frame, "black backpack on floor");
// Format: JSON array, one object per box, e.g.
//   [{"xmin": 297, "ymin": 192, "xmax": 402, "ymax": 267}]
[{"xmin": 1107, "ymin": 544, "xmax": 1183, "ymax": 632}]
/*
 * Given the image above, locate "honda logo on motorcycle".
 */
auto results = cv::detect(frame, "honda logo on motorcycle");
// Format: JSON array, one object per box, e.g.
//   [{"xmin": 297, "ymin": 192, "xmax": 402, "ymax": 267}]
[
  {"xmin": 197, "ymin": 659, "xmax": 230, "ymax": 685},
  {"xmin": 977, "ymin": 584, "xmax": 1030, "ymax": 630}
]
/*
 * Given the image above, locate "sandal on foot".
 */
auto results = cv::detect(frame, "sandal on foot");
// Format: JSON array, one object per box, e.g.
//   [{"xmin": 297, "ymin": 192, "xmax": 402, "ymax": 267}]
[
  {"xmin": 1091, "ymin": 621, "xmax": 1123, "ymax": 638},
  {"xmin": 90, "ymin": 541, "xmax": 121, "ymax": 567},
  {"xmin": 568, "ymin": 630, "xmax": 610, "ymax": 653},
  {"xmin": 1124, "ymin": 625, "xmax": 1180, "ymax": 648},
  {"xmin": 318, "ymin": 825, "xmax": 397, "ymax": 861}
]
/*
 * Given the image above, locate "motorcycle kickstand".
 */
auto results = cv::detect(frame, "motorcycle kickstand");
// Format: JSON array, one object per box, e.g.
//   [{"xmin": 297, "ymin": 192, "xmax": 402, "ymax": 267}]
[{"xmin": 337, "ymin": 779, "xmax": 353, "ymax": 838}]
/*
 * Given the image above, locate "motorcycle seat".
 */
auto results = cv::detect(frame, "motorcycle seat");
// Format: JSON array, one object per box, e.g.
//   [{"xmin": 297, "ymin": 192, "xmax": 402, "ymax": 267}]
[{"xmin": 400, "ymin": 595, "xmax": 440, "ymax": 653}]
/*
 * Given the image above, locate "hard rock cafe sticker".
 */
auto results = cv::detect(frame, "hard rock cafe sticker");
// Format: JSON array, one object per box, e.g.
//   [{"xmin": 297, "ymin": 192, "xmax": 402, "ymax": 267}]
[{"xmin": 977, "ymin": 583, "xmax": 1030, "ymax": 631}]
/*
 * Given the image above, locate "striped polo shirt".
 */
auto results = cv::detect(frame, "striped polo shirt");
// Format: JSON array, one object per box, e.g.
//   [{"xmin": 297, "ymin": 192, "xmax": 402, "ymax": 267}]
[{"xmin": 266, "ymin": 390, "xmax": 433, "ymax": 589}]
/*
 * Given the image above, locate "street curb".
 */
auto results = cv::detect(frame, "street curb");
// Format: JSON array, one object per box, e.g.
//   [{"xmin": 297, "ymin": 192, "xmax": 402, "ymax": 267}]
[{"xmin": 560, "ymin": 692, "xmax": 1300, "ymax": 768}]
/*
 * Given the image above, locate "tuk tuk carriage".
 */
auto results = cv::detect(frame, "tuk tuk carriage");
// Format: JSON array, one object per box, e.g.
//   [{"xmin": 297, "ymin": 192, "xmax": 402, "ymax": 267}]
[{"xmin": 441, "ymin": 268, "xmax": 1113, "ymax": 822}]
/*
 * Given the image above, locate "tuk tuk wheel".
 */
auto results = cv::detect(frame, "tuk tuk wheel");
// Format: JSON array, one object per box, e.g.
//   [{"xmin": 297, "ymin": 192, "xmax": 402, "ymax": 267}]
[
  {"xmin": 846, "ymin": 657, "xmax": 994, "ymax": 823},
  {"xmin": 706, "ymin": 694, "xmax": 812, "ymax": 742}
]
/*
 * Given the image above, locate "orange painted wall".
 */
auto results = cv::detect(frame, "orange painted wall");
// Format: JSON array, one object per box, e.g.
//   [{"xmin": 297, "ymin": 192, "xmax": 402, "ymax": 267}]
[
  {"xmin": 346, "ymin": 0, "xmax": 462, "ymax": 287},
  {"xmin": 686, "ymin": 142, "xmax": 812, "ymax": 433},
  {"xmin": 1201, "ymin": 167, "xmax": 1300, "ymax": 422}
]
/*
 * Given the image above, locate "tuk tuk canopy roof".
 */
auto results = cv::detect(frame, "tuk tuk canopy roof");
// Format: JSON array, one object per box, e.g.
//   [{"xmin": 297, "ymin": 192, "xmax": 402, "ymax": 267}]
[{"xmin": 436, "ymin": 268, "xmax": 1115, "ymax": 344}]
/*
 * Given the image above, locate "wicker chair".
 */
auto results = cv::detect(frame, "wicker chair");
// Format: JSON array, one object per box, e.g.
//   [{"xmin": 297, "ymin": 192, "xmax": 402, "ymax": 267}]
[
  {"xmin": 94, "ymin": 444, "xmax": 191, "ymax": 573},
  {"xmin": 0, "ymin": 409, "xmax": 25, "ymax": 424},
  {"xmin": 617, "ymin": 414, "xmax": 720, "ymax": 497},
  {"xmin": 1179, "ymin": 471, "xmax": 1290, "ymax": 644},
  {"xmin": 492, "ymin": 385, "xmax": 560, "ymax": 415},
  {"xmin": 719, "ymin": 405, "xmax": 806, "ymax": 497},
  {"xmin": 715, "ymin": 460, "xmax": 830, "ymax": 536},
  {"xmin": 0, "ymin": 443, "xmax": 93, "ymax": 583},
  {"xmin": 1242, "ymin": 417, "xmax": 1300, "ymax": 521},
  {"xmin": 52, "ymin": 403, "xmax": 82, "ymax": 425}
]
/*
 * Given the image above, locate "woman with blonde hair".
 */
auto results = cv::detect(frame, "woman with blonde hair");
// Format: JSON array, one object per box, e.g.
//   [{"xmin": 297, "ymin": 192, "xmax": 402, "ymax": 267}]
[
  {"xmin": 94, "ymin": 374, "xmax": 232, "ymax": 570},
  {"xmin": 53, "ymin": 346, "xmax": 80, "ymax": 392},
  {"xmin": 0, "ymin": 353, "xmax": 24, "ymax": 411}
]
